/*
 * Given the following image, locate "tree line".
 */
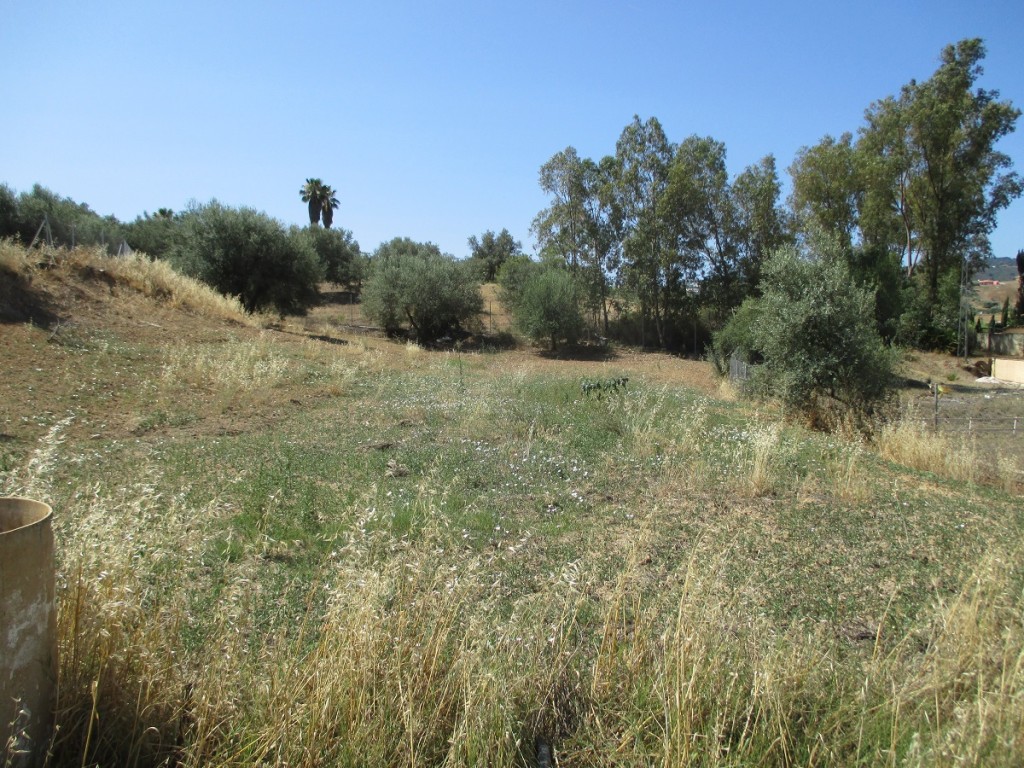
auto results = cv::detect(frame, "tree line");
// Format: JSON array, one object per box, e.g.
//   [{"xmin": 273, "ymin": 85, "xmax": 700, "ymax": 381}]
[
  {"xmin": 0, "ymin": 185, "xmax": 364, "ymax": 316},
  {"xmin": 2, "ymin": 40, "xmax": 1018, "ymax": 354},
  {"xmin": 525, "ymin": 39, "xmax": 1021, "ymax": 353}
]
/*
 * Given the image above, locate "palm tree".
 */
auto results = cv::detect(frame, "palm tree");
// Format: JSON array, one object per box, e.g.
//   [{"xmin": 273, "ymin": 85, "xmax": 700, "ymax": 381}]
[
  {"xmin": 300, "ymin": 179, "xmax": 341, "ymax": 228},
  {"xmin": 320, "ymin": 185, "xmax": 340, "ymax": 229},
  {"xmin": 300, "ymin": 178, "xmax": 328, "ymax": 226}
]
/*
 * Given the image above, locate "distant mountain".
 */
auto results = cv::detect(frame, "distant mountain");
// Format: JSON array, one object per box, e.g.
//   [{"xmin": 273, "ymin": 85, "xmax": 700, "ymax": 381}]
[{"xmin": 976, "ymin": 256, "xmax": 1019, "ymax": 283}]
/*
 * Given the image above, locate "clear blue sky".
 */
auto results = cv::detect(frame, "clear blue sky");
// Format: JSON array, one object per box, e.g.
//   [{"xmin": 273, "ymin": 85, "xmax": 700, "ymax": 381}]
[{"xmin": 2, "ymin": 0, "xmax": 1023, "ymax": 261}]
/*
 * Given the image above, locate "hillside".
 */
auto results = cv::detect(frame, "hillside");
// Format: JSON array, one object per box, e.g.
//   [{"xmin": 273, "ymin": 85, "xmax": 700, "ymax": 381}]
[
  {"xmin": 2, "ymin": 243, "xmax": 1023, "ymax": 767},
  {"xmin": 0, "ymin": 243, "xmax": 718, "ymax": 468},
  {"xmin": 974, "ymin": 281, "xmax": 1021, "ymax": 323},
  {"xmin": 977, "ymin": 255, "xmax": 1020, "ymax": 283}
]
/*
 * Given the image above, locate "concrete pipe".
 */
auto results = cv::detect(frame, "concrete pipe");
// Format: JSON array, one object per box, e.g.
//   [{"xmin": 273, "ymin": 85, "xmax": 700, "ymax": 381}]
[{"xmin": 1, "ymin": 497, "xmax": 57, "ymax": 768}]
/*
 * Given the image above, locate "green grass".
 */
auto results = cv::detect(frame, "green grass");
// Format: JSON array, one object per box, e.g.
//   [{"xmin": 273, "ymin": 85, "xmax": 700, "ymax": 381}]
[{"xmin": 3, "ymin": 327, "xmax": 1024, "ymax": 766}]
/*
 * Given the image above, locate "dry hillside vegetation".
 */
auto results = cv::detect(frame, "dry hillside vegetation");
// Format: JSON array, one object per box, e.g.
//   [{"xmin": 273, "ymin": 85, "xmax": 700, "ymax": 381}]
[
  {"xmin": 974, "ymin": 280, "xmax": 1020, "ymax": 321},
  {"xmin": 2, "ymin": 242, "xmax": 1023, "ymax": 767}
]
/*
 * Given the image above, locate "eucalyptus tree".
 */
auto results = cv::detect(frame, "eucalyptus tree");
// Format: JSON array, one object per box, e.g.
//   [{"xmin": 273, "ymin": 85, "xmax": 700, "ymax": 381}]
[
  {"xmin": 657, "ymin": 138, "xmax": 788, "ymax": 332},
  {"xmin": 731, "ymin": 155, "xmax": 790, "ymax": 295},
  {"xmin": 857, "ymin": 39, "xmax": 1021, "ymax": 306},
  {"xmin": 789, "ymin": 132, "xmax": 908, "ymax": 339},
  {"xmin": 533, "ymin": 148, "xmax": 622, "ymax": 334},
  {"xmin": 614, "ymin": 115, "xmax": 675, "ymax": 346},
  {"xmin": 660, "ymin": 135, "xmax": 737, "ymax": 326},
  {"xmin": 532, "ymin": 147, "xmax": 589, "ymax": 272},
  {"xmin": 788, "ymin": 133, "xmax": 861, "ymax": 252},
  {"xmin": 579, "ymin": 155, "xmax": 624, "ymax": 333},
  {"xmin": 467, "ymin": 228, "xmax": 521, "ymax": 282}
]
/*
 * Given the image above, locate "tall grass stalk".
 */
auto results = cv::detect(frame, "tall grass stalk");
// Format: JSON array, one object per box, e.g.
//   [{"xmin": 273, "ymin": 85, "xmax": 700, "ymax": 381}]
[
  {"xmin": 876, "ymin": 419, "xmax": 978, "ymax": 484},
  {"xmin": 746, "ymin": 423, "xmax": 781, "ymax": 497},
  {"xmin": 829, "ymin": 444, "xmax": 871, "ymax": 503},
  {"xmin": 29, "ymin": 469, "xmax": 1024, "ymax": 766},
  {"xmin": 160, "ymin": 335, "xmax": 290, "ymax": 393}
]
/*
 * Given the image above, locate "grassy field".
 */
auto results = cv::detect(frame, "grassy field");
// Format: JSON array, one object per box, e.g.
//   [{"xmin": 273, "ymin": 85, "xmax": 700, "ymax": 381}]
[{"xmin": 2, "ymin": 242, "xmax": 1024, "ymax": 766}]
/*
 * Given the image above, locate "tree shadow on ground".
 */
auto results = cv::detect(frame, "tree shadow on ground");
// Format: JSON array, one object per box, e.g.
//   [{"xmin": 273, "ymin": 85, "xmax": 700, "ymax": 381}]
[
  {"xmin": 0, "ymin": 270, "xmax": 62, "ymax": 327},
  {"xmin": 536, "ymin": 342, "xmax": 620, "ymax": 361}
]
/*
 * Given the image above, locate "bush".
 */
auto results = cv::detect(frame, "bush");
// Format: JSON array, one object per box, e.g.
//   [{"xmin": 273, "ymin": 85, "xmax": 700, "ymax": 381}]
[
  {"xmin": 296, "ymin": 226, "xmax": 362, "ymax": 288},
  {"xmin": 124, "ymin": 210, "xmax": 181, "ymax": 259},
  {"xmin": 710, "ymin": 298, "xmax": 761, "ymax": 374},
  {"xmin": 510, "ymin": 266, "xmax": 585, "ymax": 351},
  {"xmin": 0, "ymin": 184, "xmax": 18, "ymax": 240},
  {"xmin": 171, "ymin": 202, "xmax": 322, "ymax": 315},
  {"xmin": 717, "ymin": 246, "xmax": 897, "ymax": 427},
  {"xmin": 495, "ymin": 255, "xmax": 540, "ymax": 310},
  {"xmin": 0, "ymin": 184, "xmax": 126, "ymax": 251},
  {"xmin": 361, "ymin": 238, "xmax": 482, "ymax": 342},
  {"xmin": 894, "ymin": 270, "xmax": 961, "ymax": 351}
]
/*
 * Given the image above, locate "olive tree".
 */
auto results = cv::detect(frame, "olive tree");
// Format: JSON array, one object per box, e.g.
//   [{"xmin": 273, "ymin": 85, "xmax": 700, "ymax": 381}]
[
  {"xmin": 507, "ymin": 265, "xmax": 585, "ymax": 351},
  {"xmin": 361, "ymin": 238, "xmax": 482, "ymax": 342},
  {"xmin": 717, "ymin": 242, "xmax": 896, "ymax": 427},
  {"xmin": 296, "ymin": 225, "xmax": 361, "ymax": 288},
  {"xmin": 171, "ymin": 201, "xmax": 322, "ymax": 315}
]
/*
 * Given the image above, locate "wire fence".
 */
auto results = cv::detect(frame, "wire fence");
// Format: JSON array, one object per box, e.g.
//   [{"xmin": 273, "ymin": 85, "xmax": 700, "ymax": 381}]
[
  {"xmin": 726, "ymin": 358, "xmax": 1024, "ymax": 436},
  {"xmin": 909, "ymin": 415, "xmax": 1024, "ymax": 434},
  {"xmin": 729, "ymin": 354, "xmax": 752, "ymax": 382},
  {"xmin": 914, "ymin": 387, "xmax": 1024, "ymax": 435}
]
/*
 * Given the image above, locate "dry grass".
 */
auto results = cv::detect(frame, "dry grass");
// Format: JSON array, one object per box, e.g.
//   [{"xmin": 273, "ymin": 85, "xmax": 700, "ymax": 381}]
[
  {"xmin": 160, "ymin": 334, "xmax": 291, "ymax": 393},
  {"xmin": 745, "ymin": 422, "xmax": 782, "ymax": 497},
  {"xmin": 75, "ymin": 248, "xmax": 254, "ymax": 324},
  {"xmin": 0, "ymin": 237, "xmax": 35, "ymax": 273},
  {"xmin": 996, "ymin": 456, "xmax": 1023, "ymax": 494},
  {"xmin": 827, "ymin": 444, "xmax": 873, "ymax": 504},
  {"xmin": 1, "ymin": 241, "xmax": 254, "ymax": 325},
  {"xmin": 875, "ymin": 418, "xmax": 980, "ymax": 484},
  {"xmin": 30, "ymin": 465, "xmax": 1024, "ymax": 766}
]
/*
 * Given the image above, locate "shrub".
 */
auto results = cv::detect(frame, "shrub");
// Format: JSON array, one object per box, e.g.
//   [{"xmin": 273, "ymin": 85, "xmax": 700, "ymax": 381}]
[
  {"xmin": 0, "ymin": 184, "xmax": 126, "ymax": 251},
  {"xmin": 511, "ymin": 266, "xmax": 585, "ymax": 351},
  {"xmin": 0, "ymin": 184, "xmax": 18, "ymax": 240},
  {"xmin": 296, "ymin": 225, "xmax": 362, "ymax": 288},
  {"xmin": 710, "ymin": 298, "xmax": 761, "ymax": 374},
  {"xmin": 171, "ymin": 202, "xmax": 322, "ymax": 315},
  {"xmin": 361, "ymin": 238, "xmax": 482, "ymax": 342},
  {"xmin": 495, "ymin": 255, "xmax": 540, "ymax": 310},
  {"xmin": 717, "ymin": 246, "xmax": 897, "ymax": 427},
  {"xmin": 124, "ymin": 210, "xmax": 181, "ymax": 259}
]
